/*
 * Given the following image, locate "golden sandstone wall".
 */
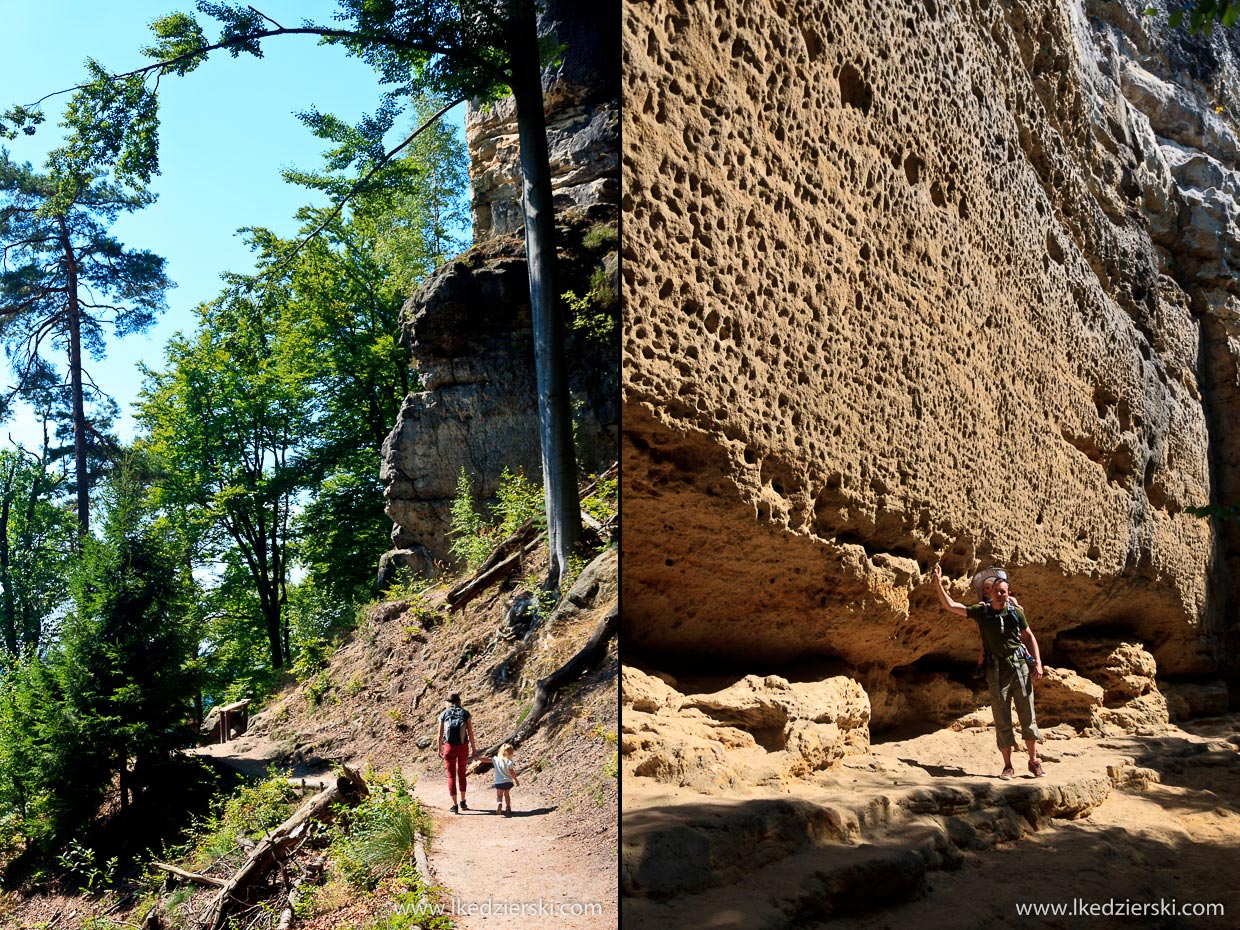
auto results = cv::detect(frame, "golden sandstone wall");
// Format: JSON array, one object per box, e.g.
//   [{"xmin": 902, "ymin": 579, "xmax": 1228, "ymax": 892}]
[{"xmin": 622, "ymin": 0, "xmax": 1240, "ymax": 728}]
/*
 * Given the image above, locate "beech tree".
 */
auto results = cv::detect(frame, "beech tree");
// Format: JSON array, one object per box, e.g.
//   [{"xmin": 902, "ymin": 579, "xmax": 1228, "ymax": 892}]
[
  {"xmin": 0, "ymin": 152, "xmax": 170, "ymax": 534},
  {"xmin": 138, "ymin": 283, "xmax": 312, "ymax": 670},
  {"xmin": 2, "ymin": 0, "xmax": 586, "ymax": 587}
]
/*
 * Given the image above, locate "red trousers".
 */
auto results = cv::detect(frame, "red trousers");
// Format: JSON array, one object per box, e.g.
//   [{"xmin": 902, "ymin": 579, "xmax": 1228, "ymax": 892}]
[{"xmin": 444, "ymin": 743, "xmax": 470, "ymax": 795}]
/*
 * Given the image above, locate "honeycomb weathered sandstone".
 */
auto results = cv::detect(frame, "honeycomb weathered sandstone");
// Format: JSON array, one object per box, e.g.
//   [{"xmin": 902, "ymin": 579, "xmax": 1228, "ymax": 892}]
[{"xmin": 622, "ymin": 0, "xmax": 1240, "ymax": 721}]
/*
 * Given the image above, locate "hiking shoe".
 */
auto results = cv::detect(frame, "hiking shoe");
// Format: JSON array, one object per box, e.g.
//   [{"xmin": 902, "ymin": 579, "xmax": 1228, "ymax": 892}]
[
  {"xmin": 1029, "ymin": 759, "xmax": 1046, "ymax": 777},
  {"xmin": 497, "ymin": 805, "xmax": 504, "ymax": 815},
  {"xmin": 460, "ymin": 799, "xmax": 469, "ymax": 810},
  {"xmin": 503, "ymin": 808, "xmax": 512, "ymax": 817},
  {"xmin": 450, "ymin": 804, "xmax": 459, "ymax": 814},
  {"xmin": 1000, "ymin": 766, "xmax": 1015, "ymax": 780}
]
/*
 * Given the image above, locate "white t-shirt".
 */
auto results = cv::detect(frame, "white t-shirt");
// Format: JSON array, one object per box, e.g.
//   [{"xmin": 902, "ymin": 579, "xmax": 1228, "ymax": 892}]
[{"xmin": 493, "ymin": 755, "xmax": 519, "ymax": 784}]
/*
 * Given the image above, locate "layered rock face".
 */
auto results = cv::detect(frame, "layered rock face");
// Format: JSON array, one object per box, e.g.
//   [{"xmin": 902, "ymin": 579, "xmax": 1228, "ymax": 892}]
[
  {"xmin": 380, "ymin": 4, "xmax": 619, "ymax": 575},
  {"xmin": 622, "ymin": 0, "xmax": 1240, "ymax": 728},
  {"xmin": 467, "ymin": 2, "xmax": 620, "ymax": 241},
  {"xmin": 381, "ymin": 211, "xmax": 618, "ymax": 572}
]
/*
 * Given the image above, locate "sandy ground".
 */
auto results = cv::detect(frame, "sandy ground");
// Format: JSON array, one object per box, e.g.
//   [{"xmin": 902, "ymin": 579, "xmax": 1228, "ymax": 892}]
[
  {"xmin": 410, "ymin": 771, "xmax": 617, "ymax": 930},
  {"xmin": 828, "ymin": 718, "xmax": 1240, "ymax": 930},
  {"xmin": 189, "ymin": 737, "xmax": 617, "ymax": 929},
  {"xmin": 624, "ymin": 715, "xmax": 1240, "ymax": 930}
]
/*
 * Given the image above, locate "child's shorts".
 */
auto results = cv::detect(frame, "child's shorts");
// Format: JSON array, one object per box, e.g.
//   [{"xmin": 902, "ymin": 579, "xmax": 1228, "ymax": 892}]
[{"xmin": 494, "ymin": 781, "xmax": 514, "ymax": 790}]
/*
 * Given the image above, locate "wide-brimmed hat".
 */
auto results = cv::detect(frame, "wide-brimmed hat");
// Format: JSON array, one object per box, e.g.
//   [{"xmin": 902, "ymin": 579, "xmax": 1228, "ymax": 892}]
[{"xmin": 972, "ymin": 566, "xmax": 1008, "ymax": 598}]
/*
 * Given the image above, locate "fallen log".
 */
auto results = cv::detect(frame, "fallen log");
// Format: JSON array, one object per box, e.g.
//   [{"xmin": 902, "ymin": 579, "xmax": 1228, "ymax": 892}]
[
  {"xmin": 276, "ymin": 881, "xmax": 302, "ymax": 930},
  {"xmin": 151, "ymin": 862, "xmax": 227, "ymax": 888},
  {"xmin": 204, "ymin": 766, "xmax": 368, "ymax": 930},
  {"xmin": 446, "ymin": 519, "xmax": 541, "ymax": 610},
  {"xmin": 447, "ymin": 551, "xmax": 522, "ymax": 613}
]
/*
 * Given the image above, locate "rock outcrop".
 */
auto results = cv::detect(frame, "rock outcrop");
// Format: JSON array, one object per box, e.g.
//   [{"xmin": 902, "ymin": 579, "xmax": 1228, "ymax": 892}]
[
  {"xmin": 622, "ymin": 666, "xmax": 870, "ymax": 791},
  {"xmin": 467, "ymin": 1, "xmax": 620, "ymax": 242},
  {"xmin": 622, "ymin": 0, "xmax": 1240, "ymax": 728},
  {"xmin": 381, "ymin": 213, "xmax": 619, "ymax": 570},
  {"xmin": 379, "ymin": 3, "xmax": 619, "ymax": 574}
]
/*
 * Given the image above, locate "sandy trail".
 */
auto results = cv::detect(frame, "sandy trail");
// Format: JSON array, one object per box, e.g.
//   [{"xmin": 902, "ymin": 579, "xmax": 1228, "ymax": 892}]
[
  {"xmin": 410, "ymin": 769, "xmax": 616, "ymax": 930},
  {"xmin": 190, "ymin": 738, "xmax": 617, "ymax": 928}
]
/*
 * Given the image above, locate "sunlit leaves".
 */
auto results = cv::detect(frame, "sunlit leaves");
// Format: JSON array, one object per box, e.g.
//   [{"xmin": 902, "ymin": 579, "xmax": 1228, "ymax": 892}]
[
  {"xmin": 0, "ymin": 105, "xmax": 46, "ymax": 141},
  {"xmin": 196, "ymin": 1, "xmax": 269, "ymax": 58},
  {"xmin": 1161, "ymin": 1, "xmax": 1240, "ymax": 31},
  {"xmin": 49, "ymin": 60, "xmax": 161, "ymax": 194},
  {"xmin": 142, "ymin": 12, "xmax": 210, "ymax": 75}
]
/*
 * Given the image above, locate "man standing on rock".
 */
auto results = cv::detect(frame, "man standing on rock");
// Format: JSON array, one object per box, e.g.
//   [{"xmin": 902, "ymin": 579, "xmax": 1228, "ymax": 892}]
[{"xmin": 932, "ymin": 565, "xmax": 1047, "ymax": 779}]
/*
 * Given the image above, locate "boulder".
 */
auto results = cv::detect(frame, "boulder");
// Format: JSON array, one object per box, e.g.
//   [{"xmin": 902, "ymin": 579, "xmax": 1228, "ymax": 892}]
[
  {"xmin": 1158, "ymin": 679, "xmax": 1230, "ymax": 721},
  {"xmin": 623, "ymin": 672, "xmax": 871, "ymax": 789},
  {"xmin": 1055, "ymin": 639, "xmax": 1158, "ymax": 704},
  {"xmin": 1094, "ymin": 690, "xmax": 1170, "ymax": 736},
  {"xmin": 622, "ymin": 665, "xmax": 684, "ymax": 714},
  {"xmin": 683, "ymin": 674, "xmax": 871, "ymax": 755},
  {"xmin": 1034, "ymin": 668, "xmax": 1105, "ymax": 731}
]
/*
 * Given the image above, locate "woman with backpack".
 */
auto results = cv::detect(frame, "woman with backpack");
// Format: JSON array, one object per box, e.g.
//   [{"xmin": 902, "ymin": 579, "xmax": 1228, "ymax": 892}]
[{"xmin": 438, "ymin": 691, "xmax": 478, "ymax": 813}]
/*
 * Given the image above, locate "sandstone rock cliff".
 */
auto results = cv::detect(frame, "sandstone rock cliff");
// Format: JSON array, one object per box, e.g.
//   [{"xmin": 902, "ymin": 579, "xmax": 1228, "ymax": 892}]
[
  {"xmin": 623, "ymin": 0, "xmax": 1240, "ymax": 732},
  {"xmin": 380, "ymin": 4, "xmax": 619, "ymax": 576},
  {"xmin": 380, "ymin": 210, "xmax": 618, "ymax": 573},
  {"xmin": 467, "ymin": 1, "xmax": 620, "ymax": 242}
]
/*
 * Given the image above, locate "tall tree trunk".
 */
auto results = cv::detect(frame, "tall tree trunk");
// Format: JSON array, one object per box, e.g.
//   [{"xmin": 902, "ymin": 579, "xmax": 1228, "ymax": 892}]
[
  {"xmin": 507, "ymin": 7, "xmax": 581, "ymax": 588},
  {"xmin": 0, "ymin": 460, "xmax": 16, "ymax": 656},
  {"xmin": 58, "ymin": 216, "xmax": 89, "ymax": 536},
  {"xmin": 259, "ymin": 583, "xmax": 284, "ymax": 670}
]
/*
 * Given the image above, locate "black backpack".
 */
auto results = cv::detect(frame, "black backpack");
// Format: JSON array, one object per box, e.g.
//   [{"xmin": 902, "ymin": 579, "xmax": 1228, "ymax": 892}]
[{"xmin": 442, "ymin": 705, "xmax": 468, "ymax": 745}]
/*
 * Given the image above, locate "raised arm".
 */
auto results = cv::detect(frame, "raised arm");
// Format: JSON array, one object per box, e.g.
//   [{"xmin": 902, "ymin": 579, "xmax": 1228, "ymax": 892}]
[{"xmin": 932, "ymin": 564, "xmax": 969, "ymax": 616}]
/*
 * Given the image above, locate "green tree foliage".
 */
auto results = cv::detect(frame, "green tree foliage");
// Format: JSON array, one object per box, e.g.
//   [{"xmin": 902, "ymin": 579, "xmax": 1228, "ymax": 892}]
[
  {"xmin": 138, "ymin": 285, "xmax": 311, "ymax": 671},
  {"xmin": 222, "ymin": 106, "xmax": 467, "ymax": 667},
  {"xmin": 0, "ymin": 467, "xmax": 192, "ymax": 853},
  {"xmin": 449, "ymin": 466, "xmax": 544, "ymax": 569},
  {"xmin": 0, "ymin": 152, "xmax": 171, "ymax": 532},
  {"xmin": 0, "ymin": 447, "xmax": 75, "ymax": 655},
  {"xmin": 130, "ymin": 85, "xmax": 470, "ymax": 685},
  {"xmin": 2, "ymin": 0, "xmax": 587, "ymax": 587},
  {"xmin": 1159, "ymin": 1, "xmax": 1240, "ymax": 31}
]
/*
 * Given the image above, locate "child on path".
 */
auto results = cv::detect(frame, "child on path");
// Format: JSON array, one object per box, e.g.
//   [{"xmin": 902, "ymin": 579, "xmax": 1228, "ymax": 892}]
[{"xmin": 493, "ymin": 743, "xmax": 521, "ymax": 815}]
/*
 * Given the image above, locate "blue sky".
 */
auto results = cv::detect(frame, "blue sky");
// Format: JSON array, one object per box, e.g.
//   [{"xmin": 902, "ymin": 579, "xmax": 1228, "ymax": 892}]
[{"xmin": 0, "ymin": 0, "xmax": 466, "ymax": 448}]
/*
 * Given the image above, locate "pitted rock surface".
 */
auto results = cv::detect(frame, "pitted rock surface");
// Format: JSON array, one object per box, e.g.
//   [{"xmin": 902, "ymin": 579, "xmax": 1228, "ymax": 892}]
[{"xmin": 622, "ymin": 0, "xmax": 1240, "ymax": 713}]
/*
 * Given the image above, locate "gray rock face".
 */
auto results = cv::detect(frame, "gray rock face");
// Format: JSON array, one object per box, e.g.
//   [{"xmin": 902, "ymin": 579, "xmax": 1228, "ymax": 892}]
[
  {"xmin": 378, "ymin": 4, "xmax": 619, "ymax": 576},
  {"xmin": 380, "ymin": 214, "xmax": 618, "ymax": 571},
  {"xmin": 467, "ymin": 1, "xmax": 620, "ymax": 241},
  {"xmin": 380, "ymin": 239, "xmax": 542, "ymax": 566}
]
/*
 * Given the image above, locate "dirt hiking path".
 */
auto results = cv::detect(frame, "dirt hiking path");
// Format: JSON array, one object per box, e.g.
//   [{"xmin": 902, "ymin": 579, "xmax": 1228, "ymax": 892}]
[
  {"xmin": 409, "ymin": 769, "xmax": 616, "ymax": 930},
  {"xmin": 189, "ymin": 738, "xmax": 616, "ymax": 928}
]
